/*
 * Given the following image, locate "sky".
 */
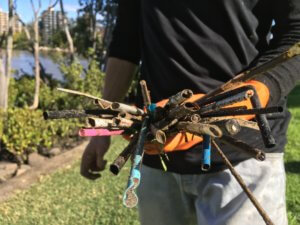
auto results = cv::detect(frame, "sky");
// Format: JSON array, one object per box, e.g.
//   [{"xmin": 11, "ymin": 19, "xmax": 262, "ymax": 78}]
[{"xmin": 0, "ymin": 0, "xmax": 80, "ymax": 23}]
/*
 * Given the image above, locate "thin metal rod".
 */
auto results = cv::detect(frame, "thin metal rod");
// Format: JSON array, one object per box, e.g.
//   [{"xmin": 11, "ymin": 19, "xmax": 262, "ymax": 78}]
[
  {"xmin": 212, "ymin": 140, "xmax": 274, "ymax": 225},
  {"xmin": 140, "ymin": 80, "xmax": 152, "ymax": 108},
  {"xmin": 196, "ymin": 86, "xmax": 252, "ymax": 107},
  {"xmin": 203, "ymin": 42, "xmax": 300, "ymax": 100},
  {"xmin": 198, "ymin": 89, "xmax": 253, "ymax": 113},
  {"xmin": 200, "ymin": 106, "xmax": 283, "ymax": 118},
  {"xmin": 220, "ymin": 135, "xmax": 266, "ymax": 161}
]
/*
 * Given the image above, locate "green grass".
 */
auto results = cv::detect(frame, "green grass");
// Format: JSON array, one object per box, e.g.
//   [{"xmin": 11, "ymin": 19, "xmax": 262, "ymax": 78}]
[
  {"xmin": 285, "ymin": 85, "xmax": 300, "ymax": 225},
  {"xmin": 0, "ymin": 86, "xmax": 299, "ymax": 225},
  {"xmin": 0, "ymin": 137, "xmax": 139, "ymax": 225}
]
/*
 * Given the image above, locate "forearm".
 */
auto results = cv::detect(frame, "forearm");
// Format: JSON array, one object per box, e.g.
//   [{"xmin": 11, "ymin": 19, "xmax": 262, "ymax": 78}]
[
  {"xmin": 91, "ymin": 57, "xmax": 138, "ymax": 151},
  {"xmin": 102, "ymin": 57, "xmax": 138, "ymax": 102}
]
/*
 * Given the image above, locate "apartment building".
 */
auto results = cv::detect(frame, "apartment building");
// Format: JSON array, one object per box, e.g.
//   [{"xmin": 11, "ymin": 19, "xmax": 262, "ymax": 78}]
[
  {"xmin": 0, "ymin": 9, "xmax": 22, "ymax": 34},
  {"xmin": 40, "ymin": 8, "xmax": 63, "ymax": 44}
]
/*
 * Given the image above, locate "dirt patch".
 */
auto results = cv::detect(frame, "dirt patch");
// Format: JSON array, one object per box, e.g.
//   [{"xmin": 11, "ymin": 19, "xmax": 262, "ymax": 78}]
[{"xmin": 0, "ymin": 141, "xmax": 88, "ymax": 203}]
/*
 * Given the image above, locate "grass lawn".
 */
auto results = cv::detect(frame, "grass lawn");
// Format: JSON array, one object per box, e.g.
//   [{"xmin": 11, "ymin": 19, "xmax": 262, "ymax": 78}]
[
  {"xmin": 285, "ymin": 85, "xmax": 300, "ymax": 225},
  {"xmin": 0, "ymin": 86, "xmax": 299, "ymax": 225}
]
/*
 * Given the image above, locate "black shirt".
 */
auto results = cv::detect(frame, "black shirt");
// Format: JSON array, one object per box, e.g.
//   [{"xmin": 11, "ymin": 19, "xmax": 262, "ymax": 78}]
[{"xmin": 109, "ymin": 0, "xmax": 300, "ymax": 174}]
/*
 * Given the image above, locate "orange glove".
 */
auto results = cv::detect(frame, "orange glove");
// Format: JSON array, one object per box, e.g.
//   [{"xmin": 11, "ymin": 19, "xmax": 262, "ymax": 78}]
[{"xmin": 144, "ymin": 80, "xmax": 270, "ymax": 155}]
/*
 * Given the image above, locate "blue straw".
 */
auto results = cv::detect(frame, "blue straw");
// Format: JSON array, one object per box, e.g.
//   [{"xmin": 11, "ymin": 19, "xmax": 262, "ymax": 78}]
[{"xmin": 202, "ymin": 135, "xmax": 211, "ymax": 171}]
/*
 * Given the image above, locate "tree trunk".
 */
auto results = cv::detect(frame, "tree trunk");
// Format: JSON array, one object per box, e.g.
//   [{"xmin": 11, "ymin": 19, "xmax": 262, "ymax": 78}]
[
  {"xmin": 0, "ymin": 58, "xmax": 7, "ymax": 110},
  {"xmin": 99, "ymin": 2, "xmax": 117, "ymax": 70},
  {"xmin": 0, "ymin": 0, "xmax": 14, "ymax": 111},
  {"xmin": 92, "ymin": 16, "xmax": 97, "ymax": 51},
  {"xmin": 30, "ymin": 17, "xmax": 40, "ymax": 109},
  {"xmin": 59, "ymin": 0, "xmax": 75, "ymax": 61}
]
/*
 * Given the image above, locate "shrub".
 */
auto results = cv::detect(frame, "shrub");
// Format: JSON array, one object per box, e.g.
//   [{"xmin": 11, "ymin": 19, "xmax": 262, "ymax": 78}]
[
  {"xmin": 3, "ymin": 51, "xmax": 105, "ymax": 160},
  {"xmin": 59, "ymin": 52, "xmax": 105, "ymax": 109},
  {"xmin": 13, "ymin": 31, "xmax": 30, "ymax": 50},
  {"xmin": 84, "ymin": 56, "xmax": 104, "ymax": 97},
  {"xmin": 1, "ymin": 108, "xmax": 82, "ymax": 160},
  {"xmin": 8, "ymin": 76, "xmax": 35, "ymax": 108}
]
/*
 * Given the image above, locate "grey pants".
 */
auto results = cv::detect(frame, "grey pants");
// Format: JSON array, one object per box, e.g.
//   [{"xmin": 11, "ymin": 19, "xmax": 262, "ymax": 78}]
[{"xmin": 137, "ymin": 153, "xmax": 287, "ymax": 225}]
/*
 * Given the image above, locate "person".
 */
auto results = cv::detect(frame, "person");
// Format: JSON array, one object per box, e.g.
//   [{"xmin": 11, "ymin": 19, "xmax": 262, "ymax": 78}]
[{"xmin": 80, "ymin": 1, "xmax": 300, "ymax": 224}]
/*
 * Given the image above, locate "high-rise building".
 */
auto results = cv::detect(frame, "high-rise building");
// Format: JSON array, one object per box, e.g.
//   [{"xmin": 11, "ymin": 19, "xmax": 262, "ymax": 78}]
[
  {"xmin": 0, "ymin": 9, "xmax": 22, "ymax": 34},
  {"xmin": 40, "ymin": 8, "xmax": 63, "ymax": 44}
]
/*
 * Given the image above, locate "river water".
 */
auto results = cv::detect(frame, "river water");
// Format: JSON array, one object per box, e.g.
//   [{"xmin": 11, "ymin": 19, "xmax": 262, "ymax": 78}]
[{"xmin": 11, "ymin": 50, "xmax": 88, "ymax": 81}]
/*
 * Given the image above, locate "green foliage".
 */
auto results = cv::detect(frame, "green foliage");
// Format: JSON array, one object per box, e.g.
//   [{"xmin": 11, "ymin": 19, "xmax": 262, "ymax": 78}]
[
  {"xmin": 72, "ymin": 16, "xmax": 94, "ymax": 56},
  {"xmin": 1, "ymin": 108, "xmax": 81, "ymax": 158},
  {"xmin": 8, "ymin": 75, "xmax": 35, "ymax": 108},
  {"xmin": 84, "ymin": 50, "xmax": 104, "ymax": 96},
  {"xmin": 13, "ymin": 31, "xmax": 30, "ymax": 50},
  {"xmin": 4, "ymin": 50, "xmax": 105, "ymax": 158},
  {"xmin": 60, "ymin": 60, "xmax": 84, "ymax": 91},
  {"xmin": 2, "ymin": 109, "xmax": 48, "ymax": 156},
  {"xmin": 59, "ymin": 51, "xmax": 104, "ymax": 109},
  {"xmin": 285, "ymin": 85, "xmax": 300, "ymax": 225},
  {"xmin": 8, "ymin": 75, "xmax": 61, "ymax": 109},
  {"xmin": 48, "ymin": 30, "xmax": 67, "ymax": 49}
]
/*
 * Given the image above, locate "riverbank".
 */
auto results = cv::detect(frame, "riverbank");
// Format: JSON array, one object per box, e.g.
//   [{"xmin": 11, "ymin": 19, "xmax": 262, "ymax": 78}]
[
  {"xmin": 1, "ymin": 47, "xmax": 69, "ymax": 52},
  {"xmin": 39, "ymin": 46, "xmax": 70, "ymax": 53}
]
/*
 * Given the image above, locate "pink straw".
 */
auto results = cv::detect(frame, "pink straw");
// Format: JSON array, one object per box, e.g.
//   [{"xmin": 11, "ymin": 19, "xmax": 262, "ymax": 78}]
[{"xmin": 79, "ymin": 128, "xmax": 124, "ymax": 137}]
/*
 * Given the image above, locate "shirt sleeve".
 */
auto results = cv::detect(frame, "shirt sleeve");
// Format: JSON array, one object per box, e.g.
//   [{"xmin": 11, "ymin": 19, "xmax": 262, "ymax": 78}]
[
  {"xmin": 254, "ymin": 0, "xmax": 300, "ymax": 106},
  {"xmin": 108, "ymin": 0, "xmax": 141, "ymax": 65}
]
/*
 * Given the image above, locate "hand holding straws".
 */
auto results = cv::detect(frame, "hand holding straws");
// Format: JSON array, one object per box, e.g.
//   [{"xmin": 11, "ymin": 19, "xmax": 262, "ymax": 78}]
[{"xmin": 43, "ymin": 42, "xmax": 300, "ymax": 225}]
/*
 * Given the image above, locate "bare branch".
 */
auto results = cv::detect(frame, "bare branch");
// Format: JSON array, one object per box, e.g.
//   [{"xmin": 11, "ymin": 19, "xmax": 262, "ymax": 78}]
[
  {"xmin": 59, "ymin": 0, "xmax": 75, "ymax": 60},
  {"xmin": 16, "ymin": 15, "xmax": 26, "ymax": 26},
  {"xmin": 30, "ymin": 0, "xmax": 36, "ymax": 13},
  {"xmin": 12, "ymin": 0, "xmax": 17, "ymax": 11},
  {"xmin": 48, "ymin": 0, "xmax": 59, "ymax": 10},
  {"xmin": 30, "ymin": 0, "xmax": 42, "ymax": 15},
  {"xmin": 17, "ymin": 17, "xmax": 32, "ymax": 42},
  {"xmin": 36, "ymin": 0, "xmax": 42, "ymax": 15}
]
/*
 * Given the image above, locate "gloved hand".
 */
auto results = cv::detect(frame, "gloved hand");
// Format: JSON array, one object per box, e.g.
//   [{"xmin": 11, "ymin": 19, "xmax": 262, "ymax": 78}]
[{"xmin": 144, "ymin": 80, "xmax": 270, "ymax": 155}]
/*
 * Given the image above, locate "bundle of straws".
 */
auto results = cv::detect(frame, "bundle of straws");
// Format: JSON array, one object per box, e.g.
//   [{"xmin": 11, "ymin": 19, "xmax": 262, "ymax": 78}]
[{"xmin": 44, "ymin": 42, "xmax": 300, "ymax": 225}]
